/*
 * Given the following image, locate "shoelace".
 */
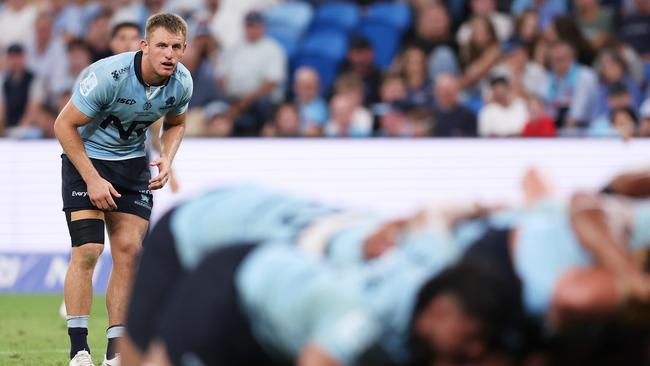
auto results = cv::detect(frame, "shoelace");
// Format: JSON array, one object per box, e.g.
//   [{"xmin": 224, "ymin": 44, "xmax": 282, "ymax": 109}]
[{"xmin": 77, "ymin": 353, "xmax": 94, "ymax": 366}]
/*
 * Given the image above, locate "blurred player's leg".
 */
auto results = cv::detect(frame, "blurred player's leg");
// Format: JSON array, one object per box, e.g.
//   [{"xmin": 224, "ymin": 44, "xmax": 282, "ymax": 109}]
[
  {"xmin": 122, "ymin": 210, "xmax": 184, "ymax": 366},
  {"xmin": 103, "ymin": 212, "xmax": 149, "ymax": 365}
]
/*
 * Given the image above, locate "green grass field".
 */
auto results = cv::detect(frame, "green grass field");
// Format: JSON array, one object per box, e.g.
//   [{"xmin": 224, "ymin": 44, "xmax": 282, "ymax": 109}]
[{"xmin": 0, "ymin": 294, "xmax": 109, "ymax": 366}]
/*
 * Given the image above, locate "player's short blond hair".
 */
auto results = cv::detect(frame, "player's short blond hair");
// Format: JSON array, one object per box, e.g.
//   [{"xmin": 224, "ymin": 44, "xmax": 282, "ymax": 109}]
[{"xmin": 145, "ymin": 13, "xmax": 187, "ymax": 42}]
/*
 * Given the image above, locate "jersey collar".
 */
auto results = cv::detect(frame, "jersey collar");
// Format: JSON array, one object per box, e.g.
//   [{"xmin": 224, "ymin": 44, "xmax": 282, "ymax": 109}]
[{"xmin": 134, "ymin": 50, "xmax": 172, "ymax": 88}]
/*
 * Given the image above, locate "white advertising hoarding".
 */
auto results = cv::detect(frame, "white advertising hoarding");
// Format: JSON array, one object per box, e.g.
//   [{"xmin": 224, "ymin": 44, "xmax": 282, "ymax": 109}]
[{"xmin": 1, "ymin": 138, "xmax": 649, "ymax": 253}]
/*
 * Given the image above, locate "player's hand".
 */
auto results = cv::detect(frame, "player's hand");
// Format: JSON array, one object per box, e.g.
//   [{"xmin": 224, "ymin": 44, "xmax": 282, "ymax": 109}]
[
  {"xmin": 149, "ymin": 157, "xmax": 171, "ymax": 190},
  {"xmin": 363, "ymin": 219, "xmax": 407, "ymax": 259},
  {"xmin": 87, "ymin": 177, "xmax": 121, "ymax": 210}
]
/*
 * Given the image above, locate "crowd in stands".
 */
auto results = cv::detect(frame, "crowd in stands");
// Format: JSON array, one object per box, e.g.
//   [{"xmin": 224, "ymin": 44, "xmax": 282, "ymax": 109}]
[{"xmin": 1, "ymin": 0, "xmax": 650, "ymax": 138}]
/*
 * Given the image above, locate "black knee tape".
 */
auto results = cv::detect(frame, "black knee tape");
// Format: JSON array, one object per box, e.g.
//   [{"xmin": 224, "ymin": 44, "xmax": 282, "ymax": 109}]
[{"xmin": 66, "ymin": 211, "xmax": 105, "ymax": 247}]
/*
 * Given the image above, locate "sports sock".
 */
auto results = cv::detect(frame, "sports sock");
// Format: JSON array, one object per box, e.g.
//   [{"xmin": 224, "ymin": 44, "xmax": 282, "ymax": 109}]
[
  {"xmin": 67, "ymin": 315, "xmax": 90, "ymax": 359},
  {"xmin": 106, "ymin": 325, "xmax": 125, "ymax": 359}
]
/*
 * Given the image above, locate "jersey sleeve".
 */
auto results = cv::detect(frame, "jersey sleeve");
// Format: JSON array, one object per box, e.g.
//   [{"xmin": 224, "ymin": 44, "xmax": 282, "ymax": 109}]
[
  {"xmin": 70, "ymin": 65, "xmax": 112, "ymax": 118},
  {"xmin": 311, "ymin": 301, "xmax": 383, "ymax": 365},
  {"xmin": 171, "ymin": 69, "xmax": 193, "ymax": 116}
]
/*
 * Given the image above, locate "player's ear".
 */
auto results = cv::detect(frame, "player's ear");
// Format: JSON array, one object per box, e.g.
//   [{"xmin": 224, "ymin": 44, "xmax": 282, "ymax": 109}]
[{"xmin": 140, "ymin": 39, "xmax": 148, "ymax": 54}]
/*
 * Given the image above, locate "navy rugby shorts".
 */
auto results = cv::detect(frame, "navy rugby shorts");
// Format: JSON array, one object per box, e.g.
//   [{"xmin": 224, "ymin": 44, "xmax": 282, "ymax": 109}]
[{"xmin": 61, "ymin": 154, "xmax": 153, "ymax": 220}]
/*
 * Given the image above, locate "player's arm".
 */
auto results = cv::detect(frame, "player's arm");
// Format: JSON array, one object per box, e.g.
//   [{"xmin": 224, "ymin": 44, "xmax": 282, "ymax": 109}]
[
  {"xmin": 602, "ymin": 168, "xmax": 650, "ymax": 198},
  {"xmin": 148, "ymin": 111, "xmax": 186, "ymax": 190},
  {"xmin": 54, "ymin": 101, "xmax": 121, "ymax": 210},
  {"xmin": 297, "ymin": 344, "xmax": 343, "ymax": 366},
  {"xmin": 149, "ymin": 117, "xmax": 179, "ymax": 192},
  {"xmin": 569, "ymin": 192, "xmax": 650, "ymax": 302}
]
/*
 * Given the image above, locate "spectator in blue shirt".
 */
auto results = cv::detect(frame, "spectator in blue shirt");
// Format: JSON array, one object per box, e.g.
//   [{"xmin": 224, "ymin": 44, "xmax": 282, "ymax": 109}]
[
  {"xmin": 546, "ymin": 41, "xmax": 598, "ymax": 128},
  {"xmin": 292, "ymin": 66, "xmax": 328, "ymax": 135}
]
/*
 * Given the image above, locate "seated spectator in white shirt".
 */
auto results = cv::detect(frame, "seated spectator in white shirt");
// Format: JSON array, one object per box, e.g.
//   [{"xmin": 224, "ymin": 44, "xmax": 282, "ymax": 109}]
[
  {"xmin": 25, "ymin": 11, "xmax": 68, "ymax": 112},
  {"xmin": 324, "ymin": 94, "xmax": 372, "ymax": 137},
  {"xmin": 0, "ymin": 0, "xmax": 38, "ymax": 51},
  {"xmin": 217, "ymin": 10, "xmax": 287, "ymax": 136},
  {"xmin": 292, "ymin": 66, "xmax": 328, "ymax": 136},
  {"xmin": 478, "ymin": 76, "xmax": 528, "ymax": 137},
  {"xmin": 328, "ymin": 73, "xmax": 373, "ymax": 135}
]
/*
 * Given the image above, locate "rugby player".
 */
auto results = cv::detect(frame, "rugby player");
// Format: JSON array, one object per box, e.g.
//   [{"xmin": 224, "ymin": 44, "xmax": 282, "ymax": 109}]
[
  {"xmin": 125, "ymin": 169, "xmax": 650, "ymax": 365},
  {"xmin": 121, "ymin": 185, "xmax": 522, "ymax": 366},
  {"xmin": 53, "ymin": 13, "xmax": 193, "ymax": 366}
]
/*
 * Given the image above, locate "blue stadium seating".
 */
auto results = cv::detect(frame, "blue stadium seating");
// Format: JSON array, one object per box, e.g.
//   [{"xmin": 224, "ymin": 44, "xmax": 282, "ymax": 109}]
[
  {"xmin": 365, "ymin": 2, "xmax": 412, "ymax": 33},
  {"xmin": 267, "ymin": 27, "xmax": 299, "ymax": 58},
  {"xmin": 265, "ymin": 2, "xmax": 313, "ymax": 38},
  {"xmin": 301, "ymin": 29, "xmax": 349, "ymax": 62},
  {"xmin": 292, "ymin": 52, "xmax": 340, "ymax": 93},
  {"xmin": 355, "ymin": 20, "xmax": 401, "ymax": 69},
  {"xmin": 311, "ymin": 2, "xmax": 361, "ymax": 33}
]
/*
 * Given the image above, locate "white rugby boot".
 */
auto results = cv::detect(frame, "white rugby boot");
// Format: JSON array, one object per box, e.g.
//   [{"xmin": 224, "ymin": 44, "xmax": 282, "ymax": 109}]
[{"xmin": 69, "ymin": 350, "xmax": 95, "ymax": 366}]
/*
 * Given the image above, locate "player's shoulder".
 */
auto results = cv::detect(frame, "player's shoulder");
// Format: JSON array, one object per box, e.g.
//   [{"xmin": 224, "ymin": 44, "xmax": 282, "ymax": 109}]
[
  {"xmin": 170, "ymin": 62, "xmax": 193, "ymax": 91},
  {"xmin": 85, "ymin": 51, "xmax": 137, "ymax": 84}
]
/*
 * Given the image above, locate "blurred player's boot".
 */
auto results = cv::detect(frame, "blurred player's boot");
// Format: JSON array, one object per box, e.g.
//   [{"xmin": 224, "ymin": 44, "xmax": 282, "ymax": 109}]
[
  {"xmin": 101, "ymin": 353, "xmax": 119, "ymax": 366},
  {"xmin": 69, "ymin": 350, "xmax": 95, "ymax": 366}
]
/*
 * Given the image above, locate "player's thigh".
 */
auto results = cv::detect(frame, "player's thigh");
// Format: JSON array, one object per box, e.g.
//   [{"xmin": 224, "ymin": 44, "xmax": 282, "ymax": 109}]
[
  {"xmin": 157, "ymin": 244, "xmax": 265, "ymax": 366},
  {"xmin": 105, "ymin": 211, "xmax": 149, "ymax": 256}
]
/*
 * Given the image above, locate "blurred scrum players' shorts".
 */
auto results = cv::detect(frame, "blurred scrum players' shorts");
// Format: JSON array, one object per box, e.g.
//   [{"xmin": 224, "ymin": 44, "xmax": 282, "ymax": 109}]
[
  {"xmin": 126, "ymin": 210, "xmax": 275, "ymax": 366},
  {"xmin": 61, "ymin": 154, "xmax": 153, "ymax": 220}
]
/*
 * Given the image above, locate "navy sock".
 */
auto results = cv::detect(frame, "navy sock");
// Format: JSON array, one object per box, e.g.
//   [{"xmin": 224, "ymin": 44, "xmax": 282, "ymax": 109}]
[
  {"xmin": 68, "ymin": 327, "xmax": 89, "ymax": 359},
  {"xmin": 106, "ymin": 337, "xmax": 118, "ymax": 360},
  {"xmin": 106, "ymin": 325, "xmax": 125, "ymax": 359}
]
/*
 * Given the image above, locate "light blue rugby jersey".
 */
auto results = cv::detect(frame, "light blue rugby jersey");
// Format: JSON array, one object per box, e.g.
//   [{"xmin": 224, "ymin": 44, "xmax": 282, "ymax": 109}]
[
  {"xmin": 71, "ymin": 51, "xmax": 193, "ymax": 160},
  {"xmin": 169, "ymin": 185, "xmax": 383, "ymax": 270},
  {"xmin": 235, "ymin": 229, "xmax": 460, "ymax": 365}
]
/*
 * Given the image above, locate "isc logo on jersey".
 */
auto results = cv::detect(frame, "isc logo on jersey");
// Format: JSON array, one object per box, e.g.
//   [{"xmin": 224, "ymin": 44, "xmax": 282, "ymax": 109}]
[{"xmin": 79, "ymin": 72, "xmax": 98, "ymax": 97}]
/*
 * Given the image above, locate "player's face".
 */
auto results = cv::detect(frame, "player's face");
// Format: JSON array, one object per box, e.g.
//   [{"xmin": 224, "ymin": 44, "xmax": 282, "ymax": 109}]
[
  {"xmin": 142, "ymin": 27, "xmax": 186, "ymax": 79},
  {"xmin": 110, "ymin": 27, "xmax": 141, "ymax": 54}
]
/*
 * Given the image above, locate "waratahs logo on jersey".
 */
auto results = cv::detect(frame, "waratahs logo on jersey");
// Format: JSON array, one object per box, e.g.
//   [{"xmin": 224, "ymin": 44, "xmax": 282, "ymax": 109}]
[{"xmin": 159, "ymin": 96, "xmax": 176, "ymax": 110}]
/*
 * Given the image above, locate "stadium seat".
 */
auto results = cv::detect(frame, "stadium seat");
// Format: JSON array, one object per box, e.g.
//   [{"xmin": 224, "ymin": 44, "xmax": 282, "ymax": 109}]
[
  {"xmin": 355, "ymin": 20, "xmax": 401, "ymax": 69},
  {"xmin": 463, "ymin": 95, "xmax": 484, "ymax": 114},
  {"xmin": 365, "ymin": 2, "xmax": 412, "ymax": 33},
  {"xmin": 300, "ymin": 29, "xmax": 349, "ymax": 62},
  {"xmin": 311, "ymin": 2, "xmax": 361, "ymax": 33},
  {"xmin": 267, "ymin": 26, "xmax": 299, "ymax": 58},
  {"xmin": 292, "ymin": 52, "xmax": 340, "ymax": 93},
  {"xmin": 265, "ymin": 2, "xmax": 313, "ymax": 38}
]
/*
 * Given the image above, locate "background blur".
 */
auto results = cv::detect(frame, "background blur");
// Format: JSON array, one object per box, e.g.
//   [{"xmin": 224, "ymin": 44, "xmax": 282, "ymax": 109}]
[
  {"xmin": 1, "ymin": 0, "xmax": 650, "ymax": 292},
  {"xmin": 0, "ymin": 0, "xmax": 649, "ymax": 139}
]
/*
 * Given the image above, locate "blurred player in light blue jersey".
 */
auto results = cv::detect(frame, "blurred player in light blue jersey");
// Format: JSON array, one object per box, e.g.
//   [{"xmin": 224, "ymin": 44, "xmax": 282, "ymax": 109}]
[
  {"xmin": 132, "ymin": 168, "xmax": 650, "ymax": 365},
  {"xmin": 122, "ymin": 184, "xmax": 523, "ymax": 366},
  {"xmin": 54, "ymin": 13, "xmax": 192, "ymax": 366}
]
